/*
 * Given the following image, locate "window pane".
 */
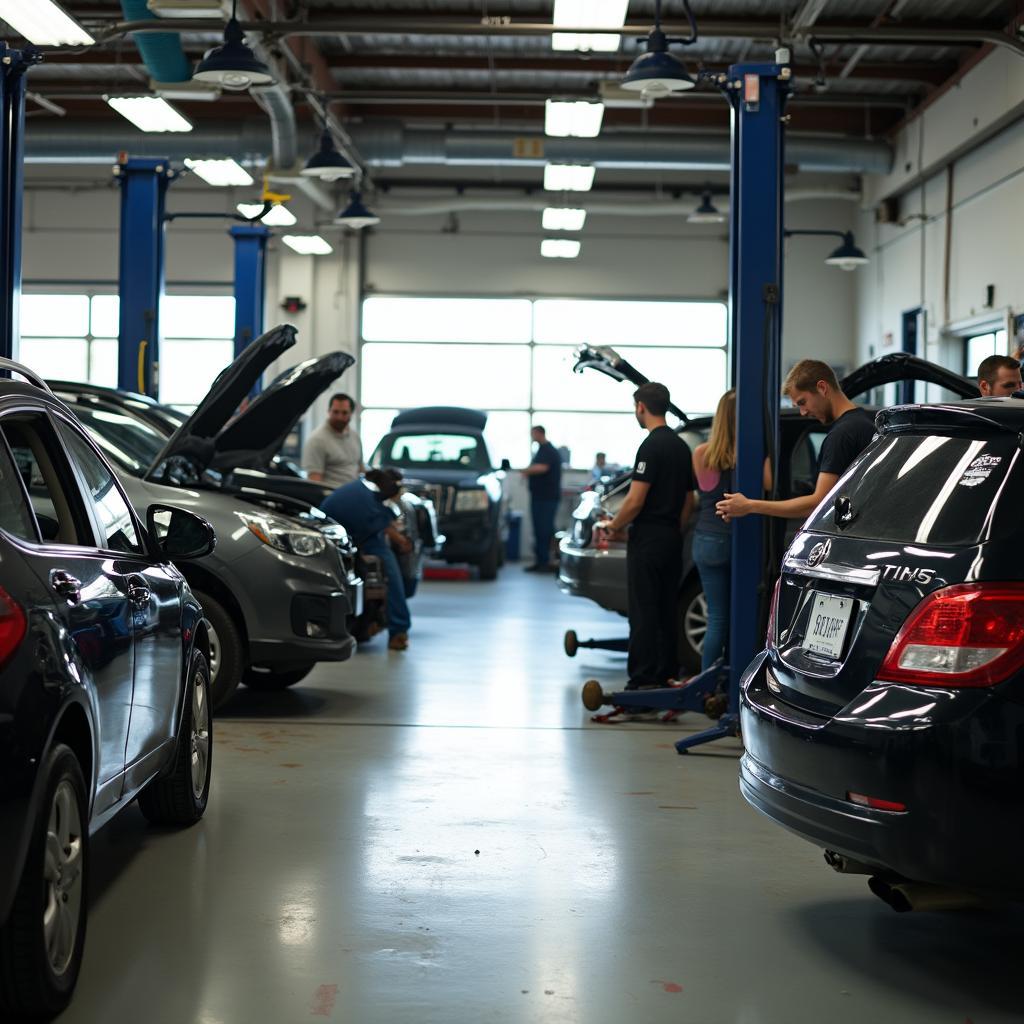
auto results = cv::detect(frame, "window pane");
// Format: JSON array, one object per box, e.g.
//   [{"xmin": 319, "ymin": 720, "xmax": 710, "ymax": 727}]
[
  {"xmin": 533, "ymin": 299, "xmax": 726, "ymax": 347},
  {"xmin": 380, "ymin": 432, "xmax": 489, "ymax": 471},
  {"xmin": 484, "ymin": 411, "xmax": 532, "ymax": 469},
  {"xmin": 21, "ymin": 294, "xmax": 89, "ymax": 337},
  {"xmin": 91, "ymin": 296, "xmax": 120, "ymax": 337},
  {"xmin": 160, "ymin": 339, "xmax": 233, "ymax": 406},
  {"xmin": 360, "ymin": 409, "xmax": 399, "ymax": 463},
  {"xmin": 617, "ymin": 347, "xmax": 727, "ymax": 416},
  {"xmin": 533, "ymin": 346, "xmax": 636, "ymax": 412},
  {"xmin": 363, "ymin": 297, "xmax": 533, "ymax": 343},
  {"xmin": 162, "ymin": 296, "xmax": 235, "ymax": 338},
  {"xmin": 0, "ymin": 436, "xmax": 38, "ymax": 542},
  {"xmin": 89, "ymin": 339, "xmax": 118, "ymax": 388},
  {"xmin": 20, "ymin": 338, "xmax": 88, "ymax": 382},
  {"xmin": 532, "ymin": 412, "xmax": 642, "ymax": 469},
  {"xmin": 966, "ymin": 333, "xmax": 997, "ymax": 376},
  {"xmin": 361, "ymin": 343, "xmax": 531, "ymax": 408}
]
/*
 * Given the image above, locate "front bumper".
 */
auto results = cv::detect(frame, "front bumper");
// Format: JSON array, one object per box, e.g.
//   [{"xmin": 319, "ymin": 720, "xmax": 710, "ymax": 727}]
[
  {"xmin": 439, "ymin": 511, "xmax": 495, "ymax": 562},
  {"xmin": 557, "ymin": 536, "xmax": 628, "ymax": 616},
  {"xmin": 739, "ymin": 651, "xmax": 1024, "ymax": 891}
]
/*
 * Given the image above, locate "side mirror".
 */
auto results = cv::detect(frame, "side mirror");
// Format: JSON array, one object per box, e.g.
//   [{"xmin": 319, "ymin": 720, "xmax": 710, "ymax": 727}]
[
  {"xmin": 500, "ymin": 458, "xmax": 512, "ymax": 472},
  {"xmin": 147, "ymin": 504, "xmax": 217, "ymax": 561}
]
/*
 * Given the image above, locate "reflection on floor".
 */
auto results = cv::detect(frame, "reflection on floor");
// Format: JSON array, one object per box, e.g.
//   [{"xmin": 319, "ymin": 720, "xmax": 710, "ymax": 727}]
[{"xmin": 64, "ymin": 571, "xmax": 1022, "ymax": 1023}]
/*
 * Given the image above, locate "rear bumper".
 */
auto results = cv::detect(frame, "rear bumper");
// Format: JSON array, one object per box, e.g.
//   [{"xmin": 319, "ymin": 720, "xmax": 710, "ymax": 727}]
[
  {"xmin": 739, "ymin": 651, "xmax": 1024, "ymax": 891},
  {"xmin": 557, "ymin": 537, "xmax": 628, "ymax": 615}
]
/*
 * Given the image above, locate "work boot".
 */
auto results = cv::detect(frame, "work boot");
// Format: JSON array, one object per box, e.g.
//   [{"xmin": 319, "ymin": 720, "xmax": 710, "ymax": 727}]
[{"xmin": 388, "ymin": 633, "xmax": 409, "ymax": 651}]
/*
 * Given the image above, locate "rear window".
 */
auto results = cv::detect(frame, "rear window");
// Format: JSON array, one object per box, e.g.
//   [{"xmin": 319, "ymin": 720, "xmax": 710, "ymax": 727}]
[{"xmin": 805, "ymin": 432, "xmax": 1024, "ymax": 546}]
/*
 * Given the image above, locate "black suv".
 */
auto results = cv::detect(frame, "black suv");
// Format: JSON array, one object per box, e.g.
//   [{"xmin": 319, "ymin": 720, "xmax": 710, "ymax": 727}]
[
  {"xmin": 0, "ymin": 360, "xmax": 216, "ymax": 1016},
  {"xmin": 740, "ymin": 397, "xmax": 1024, "ymax": 909}
]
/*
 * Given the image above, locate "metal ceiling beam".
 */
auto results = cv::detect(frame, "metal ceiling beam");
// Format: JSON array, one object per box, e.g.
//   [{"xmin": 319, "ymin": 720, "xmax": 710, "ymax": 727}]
[
  {"xmin": 90, "ymin": 17, "xmax": 1024, "ymax": 56},
  {"xmin": 790, "ymin": 0, "xmax": 832, "ymax": 34}
]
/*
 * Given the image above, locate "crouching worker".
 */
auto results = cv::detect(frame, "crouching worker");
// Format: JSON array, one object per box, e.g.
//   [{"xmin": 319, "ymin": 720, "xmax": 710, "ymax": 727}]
[{"xmin": 322, "ymin": 469, "xmax": 414, "ymax": 651}]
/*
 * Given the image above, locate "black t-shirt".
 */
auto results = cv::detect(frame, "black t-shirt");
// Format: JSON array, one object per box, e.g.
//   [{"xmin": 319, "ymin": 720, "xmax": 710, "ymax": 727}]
[
  {"xmin": 632, "ymin": 426, "xmax": 694, "ymax": 530},
  {"xmin": 529, "ymin": 441, "xmax": 562, "ymax": 500},
  {"xmin": 819, "ymin": 407, "xmax": 876, "ymax": 477}
]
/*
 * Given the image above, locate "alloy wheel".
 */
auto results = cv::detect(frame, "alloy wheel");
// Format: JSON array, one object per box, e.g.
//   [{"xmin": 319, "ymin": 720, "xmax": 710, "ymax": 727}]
[
  {"xmin": 685, "ymin": 592, "xmax": 708, "ymax": 655},
  {"xmin": 42, "ymin": 780, "xmax": 84, "ymax": 977},
  {"xmin": 191, "ymin": 667, "xmax": 211, "ymax": 800},
  {"xmin": 206, "ymin": 621, "xmax": 221, "ymax": 682}
]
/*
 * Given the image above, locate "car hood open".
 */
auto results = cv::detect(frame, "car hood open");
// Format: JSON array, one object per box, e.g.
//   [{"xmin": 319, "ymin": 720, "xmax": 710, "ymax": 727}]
[
  {"xmin": 209, "ymin": 351, "xmax": 355, "ymax": 473},
  {"xmin": 145, "ymin": 323, "xmax": 298, "ymax": 480},
  {"xmin": 573, "ymin": 346, "xmax": 691, "ymax": 425},
  {"xmin": 839, "ymin": 352, "xmax": 979, "ymax": 401}
]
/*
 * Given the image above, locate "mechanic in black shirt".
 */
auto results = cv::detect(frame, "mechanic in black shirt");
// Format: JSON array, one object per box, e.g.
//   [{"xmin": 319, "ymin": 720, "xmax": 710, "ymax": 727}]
[
  {"xmin": 595, "ymin": 382, "xmax": 695, "ymax": 690},
  {"xmin": 716, "ymin": 358, "xmax": 875, "ymax": 523}
]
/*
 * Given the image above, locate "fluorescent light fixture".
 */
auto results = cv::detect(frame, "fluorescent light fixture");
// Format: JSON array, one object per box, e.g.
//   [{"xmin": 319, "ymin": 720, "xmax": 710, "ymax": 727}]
[
  {"xmin": 552, "ymin": 0, "xmax": 628, "ymax": 52},
  {"xmin": 147, "ymin": 0, "xmax": 229, "ymax": 16},
  {"xmin": 237, "ymin": 202, "xmax": 298, "ymax": 227},
  {"xmin": 545, "ymin": 99, "xmax": 605, "ymax": 138},
  {"xmin": 282, "ymin": 235, "xmax": 333, "ymax": 256},
  {"xmin": 151, "ymin": 79, "xmax": 221, "ymax": 102},
  {"xmin": 184, "ymin": 157, "xmax": 254, "ymax": 187},
  {"xmin": 543, "ymin": 164, "xmax": 596, "ymax": 192},
  {"xmin": 541, "ymin": 239, "xmax": 581, "ymax": 259},
  {"xmin": 542, "ymin": 207, "xmax": 587, "ymax": 231},
  {"xmin": 0, "ymin": 0, "xmax": 94, "ymax": 46},
  {"xmin": 106, "ymin": 95, "xmax": 193, "ymax": 133}
]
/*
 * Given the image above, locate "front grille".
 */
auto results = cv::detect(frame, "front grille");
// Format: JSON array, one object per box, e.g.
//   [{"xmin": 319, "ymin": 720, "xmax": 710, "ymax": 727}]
[{"xmin": 415, "ymin": 484, "xmax": 456, "ymax": 517}]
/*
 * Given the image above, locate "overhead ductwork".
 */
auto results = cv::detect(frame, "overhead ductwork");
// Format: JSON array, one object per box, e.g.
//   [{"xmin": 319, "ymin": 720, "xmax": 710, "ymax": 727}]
[
  {"xmin": 24, "ymin": 122, "xmax": 893, "ymax": 175},
  {"xmin": 117, "ymin": 0, "xmax": 193, "ymax": 84}
]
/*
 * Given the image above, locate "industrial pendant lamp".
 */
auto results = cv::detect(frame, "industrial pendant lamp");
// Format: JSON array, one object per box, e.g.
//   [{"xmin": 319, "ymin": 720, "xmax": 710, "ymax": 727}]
[
  {"xmin": 302, "ymin": 128, "xmax": 355, "ymax": 181},
  {"xmin": 687, "ymin": 190, "xmax": 725, "ymax": 224},
  {"xmin": 825, "ymin": 232, "xmax": 869, "ymax": 271},
  {"xmin": 621, "ymin": 0, "xmax": 696, "ymax": 95},
  {"xmin": 335, "ymin": 191, "xmax": 380, "ymax": 229},
  {"xmin": 193, "ymin": 0, "xmax": 275, "ymax": 92}
]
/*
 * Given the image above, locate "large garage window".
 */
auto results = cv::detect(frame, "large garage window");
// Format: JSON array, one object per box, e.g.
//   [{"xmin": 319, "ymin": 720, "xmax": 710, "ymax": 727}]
[
  {"xmin": 361, "ymin": 295, "xmax": 727, "ymax": 468},
  {"xmin": 19, "ymin": 292, "xmax": 236, "ymax": 408}
]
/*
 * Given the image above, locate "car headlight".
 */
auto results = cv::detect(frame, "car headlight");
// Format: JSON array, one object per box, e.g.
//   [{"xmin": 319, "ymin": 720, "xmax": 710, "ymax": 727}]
[
  {"xmin": 454, "ymin": 489, "xmax": 489, "ymax": 512},
  {"xmin": 237, "ymin": 512, "xmax": 327, "ymax": 557}
]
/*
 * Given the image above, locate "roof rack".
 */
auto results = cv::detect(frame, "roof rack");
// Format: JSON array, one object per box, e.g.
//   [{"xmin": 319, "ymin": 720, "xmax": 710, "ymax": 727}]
[{"xmin": 0, "ymin": 357, "xmax": 55, "ymax": 395}]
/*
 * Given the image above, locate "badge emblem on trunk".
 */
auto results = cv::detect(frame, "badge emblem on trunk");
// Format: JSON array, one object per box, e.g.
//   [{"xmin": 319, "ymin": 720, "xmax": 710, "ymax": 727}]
[{"xmin": 807, "ymin": 539, "xmax": 831, "ymax": 567}]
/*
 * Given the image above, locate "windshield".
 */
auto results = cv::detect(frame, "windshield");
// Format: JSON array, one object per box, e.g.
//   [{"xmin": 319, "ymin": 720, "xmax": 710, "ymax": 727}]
[
  {"xmin": 377, "ymin": 432, "xmax": 490, "ymax": 471},
  {"xmin": 69, "ymin": 405, "xmax": 166, "ymax": 477},
  {"xmin": 805, "ymin": 432, "xmax": 1024, "ymax": 546}
]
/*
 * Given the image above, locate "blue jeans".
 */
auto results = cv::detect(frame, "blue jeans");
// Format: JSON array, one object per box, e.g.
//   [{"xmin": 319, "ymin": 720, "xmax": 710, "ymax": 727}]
[
  {"xmin": 362, "ymin": 535, "xmax": 412, "ymax": 636},
  {"xmin": 692, "ymin": 530, "xmax": 731, "ymax": 672},
  {"xmin": 531, "ymin": 497, "xmax": 559, "ymax": 567}
]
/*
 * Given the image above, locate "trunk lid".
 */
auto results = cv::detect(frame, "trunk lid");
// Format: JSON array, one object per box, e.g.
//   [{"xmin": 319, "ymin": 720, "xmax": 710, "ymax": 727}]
[{"xmin": 767, "ymin": 403, "xmax": 1024, "ymax": 716}]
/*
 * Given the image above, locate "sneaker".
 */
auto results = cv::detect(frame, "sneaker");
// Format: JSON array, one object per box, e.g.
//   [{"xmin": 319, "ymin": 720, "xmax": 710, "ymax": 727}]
[{"xmin": 388, "ymin": 633, "xmax": 409, "ymax": 651}]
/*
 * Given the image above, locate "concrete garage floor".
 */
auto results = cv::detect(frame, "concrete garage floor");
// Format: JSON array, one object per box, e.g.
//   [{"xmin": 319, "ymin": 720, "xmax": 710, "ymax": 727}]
[{"xmin": 63, "ymin": 572, "xmax": 1022, "ymax": 1024}]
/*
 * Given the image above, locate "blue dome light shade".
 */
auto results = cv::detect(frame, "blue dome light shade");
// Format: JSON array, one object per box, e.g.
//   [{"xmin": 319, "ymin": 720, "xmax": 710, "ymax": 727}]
[
  {"xmin": 621, "ymin": 29, "xmax": 695, "ymax": 94},
  {"xmin": 825, "ymin": 232, "xmax": 869, "ymax": 270},
  {"xmin": 193, "ymin": 18, "xmax": 274, "ymax": 92},
  {"xmin": 334, "ymin": 191, "xmax": 380, "ymax": 229},
  {"xmin": 302, "ymin": 130, "xmax": 355, "ymax": 180}
]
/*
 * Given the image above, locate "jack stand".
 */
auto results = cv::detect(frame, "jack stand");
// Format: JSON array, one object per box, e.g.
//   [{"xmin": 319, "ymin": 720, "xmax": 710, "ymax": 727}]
[
  {"xmin": 674, "ymin": 713, "xmax": 740, "ymax": 754},
  {"xmin": 581, "ymin": 661, "xmax": 727, "ymax": 723},
  {"xmin": 564, "ymin": 629, "xmax": 628, "ymax": 658}
]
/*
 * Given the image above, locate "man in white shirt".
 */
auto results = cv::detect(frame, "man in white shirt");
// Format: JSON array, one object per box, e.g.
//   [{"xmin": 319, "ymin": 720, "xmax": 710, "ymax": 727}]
[{"xmin": 303, "ymin": 393, "xmax": 365, "ymax": 488}]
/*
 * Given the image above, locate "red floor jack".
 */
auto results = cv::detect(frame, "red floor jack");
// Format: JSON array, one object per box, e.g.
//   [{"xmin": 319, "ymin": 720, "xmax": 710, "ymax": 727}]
[{"xmin": 581, "ymin": 661, "xmax": 729, "ymax": 727}]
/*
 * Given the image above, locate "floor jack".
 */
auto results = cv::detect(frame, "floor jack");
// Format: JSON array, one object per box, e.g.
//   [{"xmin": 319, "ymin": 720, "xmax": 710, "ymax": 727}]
[
  {"xmin": 580, "ymin": 662, "xmax": 729, "ymax": 735},
  {"xmin": 563, "ymin": 630, "xmax": 628, "ymax": 658}
]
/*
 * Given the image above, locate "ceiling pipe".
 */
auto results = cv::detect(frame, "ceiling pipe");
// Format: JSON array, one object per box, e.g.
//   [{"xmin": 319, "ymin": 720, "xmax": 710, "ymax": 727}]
[
  {"xmin": 22, "ymin": 122, "xmax": 892, "ymax": 174},
  {"xmin": 91, "ymin": 18, "xmax": 1024, "ymax": 57}
]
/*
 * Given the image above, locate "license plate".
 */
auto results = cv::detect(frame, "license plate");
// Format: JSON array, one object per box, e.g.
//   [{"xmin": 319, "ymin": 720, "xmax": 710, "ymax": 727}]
[{"xmin": 804, "ymin": 592, "xmax": 854, "ymax": 659}]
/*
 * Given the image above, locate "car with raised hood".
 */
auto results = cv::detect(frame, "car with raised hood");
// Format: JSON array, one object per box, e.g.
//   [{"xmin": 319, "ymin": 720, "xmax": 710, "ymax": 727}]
[
  {"xmin": 369, "ymin": 407, "xmax": 509, "ymax": 580},
  {"xmin": 51, "ymin": 325, "xmax": 362, "ymax": 709},
  {"xmin": 559, "ymin": 347, "xmax": 980, "ymax": 675},
  {"xmin": 0, "ymin": 359, "xmax": 215, "ymax": 1018},
  {"xmin": 740, "ymin": 396, "xmax": 1024, "ymax": 910}
]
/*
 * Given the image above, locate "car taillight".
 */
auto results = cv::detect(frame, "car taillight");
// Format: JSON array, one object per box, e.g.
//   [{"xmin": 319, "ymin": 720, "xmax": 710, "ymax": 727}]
[
  {"xmin": 878, "ymin": 582, "xmax": 1024, "ymax": 688},
  {"xmin": 0, "ymin": 586, "xmax": 26, "ymax": 669},
  {"xmin": 847, "ymin": 792, "xmax": 907, "ymax": 813},
  {"xmin": 766, "ymin": 577, "xmax": 782, "ymax": 649}
]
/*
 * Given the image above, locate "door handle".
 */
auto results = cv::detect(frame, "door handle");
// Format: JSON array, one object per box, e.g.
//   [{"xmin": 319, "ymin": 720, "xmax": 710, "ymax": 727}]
[
  {"xmin": 127, "ymin": 575, "xmax": 151, "ymax": 609},
  {"xmin": 49, "ymin": 570, "xmax": 82, "ymax": 605}
]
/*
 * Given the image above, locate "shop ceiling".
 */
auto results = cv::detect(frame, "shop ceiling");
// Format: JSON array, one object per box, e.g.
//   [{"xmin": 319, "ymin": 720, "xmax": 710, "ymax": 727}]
[{"xmin": 13, "ymin": 0, "xmax": 1021, "ymax": 192}]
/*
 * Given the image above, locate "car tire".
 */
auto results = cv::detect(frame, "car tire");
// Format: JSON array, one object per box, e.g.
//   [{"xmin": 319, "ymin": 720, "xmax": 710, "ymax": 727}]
[
  {"xmin": 243, "ymin": 663, "xmax": 314, "ymax": 690},
  {"xmin": 677, "ymin": 577, "xmax": 707, "ymax": 677},
  {"xmin": 138, "ymin": 647, "xmax": 212, "ymax": 827},
  {"xmin": 193, "ymin": 589, "xmax": 244, "ymax": 711},
  {"xmin": 478, "ymin": 540, "xmax": 500, "ymax": 581},
  {"xmin": 0, "ymin": 743, "xmax": 88, "ymax": 1019}
]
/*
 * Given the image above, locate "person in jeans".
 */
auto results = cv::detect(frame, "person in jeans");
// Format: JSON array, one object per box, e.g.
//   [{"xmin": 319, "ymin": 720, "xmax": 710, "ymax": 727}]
[
  {"xmin": 521, "ymin": 425, "xmax": 562, "ymax": 572},
  {"xmin": 321, "ymin": 469, "xmax": 414, "ymax": 651}
]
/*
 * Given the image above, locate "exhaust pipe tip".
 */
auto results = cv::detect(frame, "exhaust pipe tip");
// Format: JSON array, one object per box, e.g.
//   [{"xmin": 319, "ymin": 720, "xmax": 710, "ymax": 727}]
[
  {"xmin": 824, "ymin": 850, "xmax": 875, "ymax": 875},
  {"xmin": 868, "ymin": 876, "xmax": 987, "ymax": 913},
  {"xmin": 868, "ymin": 876, "xmax": 913, "ymax": 912}
]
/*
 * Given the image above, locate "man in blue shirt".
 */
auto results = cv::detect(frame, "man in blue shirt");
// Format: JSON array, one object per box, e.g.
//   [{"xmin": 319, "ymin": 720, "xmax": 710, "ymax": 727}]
[
  {"xmin": 521, "ymin": 425, "xmax": 562, "ymax": 572},
  {"xmin": 321, "ymin": 469, "xmax": 414, "ymax": 650}
]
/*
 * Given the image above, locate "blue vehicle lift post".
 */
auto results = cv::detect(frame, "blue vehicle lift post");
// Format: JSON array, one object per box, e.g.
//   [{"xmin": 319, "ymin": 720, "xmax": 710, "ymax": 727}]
[
  {"xmin": 116, "ymin": 157, "xmax": 176, "ymax": 397},
  {"xmin": 230, "ymin": 223, "xmax": 270, "ymax": 394},
  {"xmin": 581, "ymin": 57, "xmax": 792, "ymax": 749},
  {"xmin": 0, "ymin": 44, "xmax": 39, "ymax": 361}
]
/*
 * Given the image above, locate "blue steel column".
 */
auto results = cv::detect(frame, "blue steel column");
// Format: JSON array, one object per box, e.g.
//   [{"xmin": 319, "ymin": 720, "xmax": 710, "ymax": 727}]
[
  {"xmin": 230, "ymin": 224, "xmax": 270, "ymax": 390},
  {"xmin": 116, "ymin": 157, "xmax": 175, "ymax": 396},
  {"xmin": 0, "ymin": 45, "xmax": 39, "ymax": 360}
]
